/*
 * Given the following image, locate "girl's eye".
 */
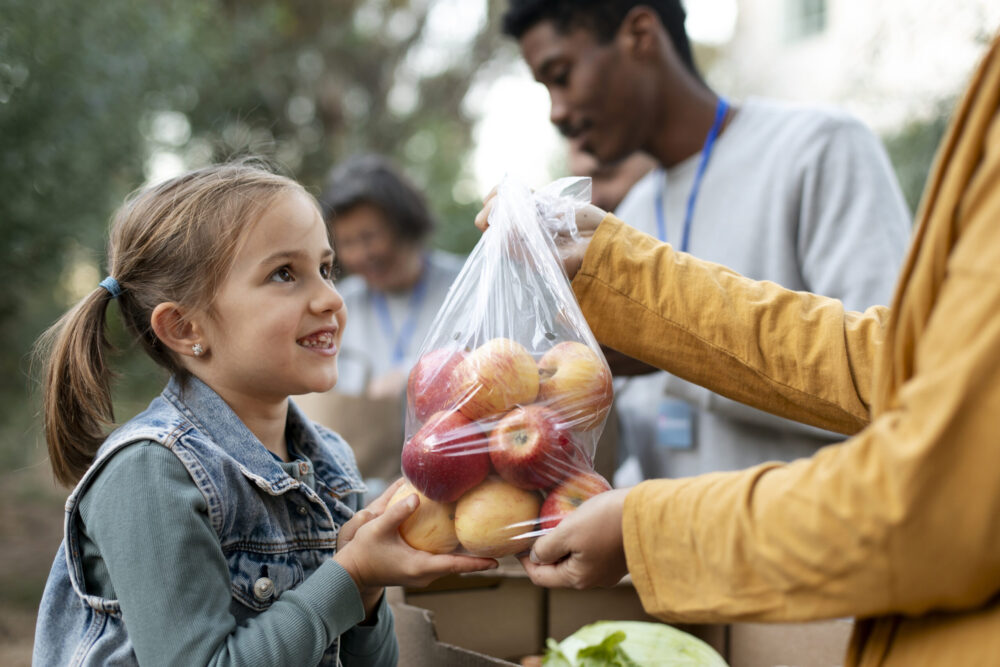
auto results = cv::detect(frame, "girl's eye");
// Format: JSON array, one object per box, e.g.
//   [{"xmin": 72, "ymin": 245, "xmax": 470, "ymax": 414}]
[
  {"xmin": 271, "ymin": 266, "xmax": 294, "ymax": 283},
  {"xmin": 320, "ymin": 263, "xmax": 334, "ymax": 281}
]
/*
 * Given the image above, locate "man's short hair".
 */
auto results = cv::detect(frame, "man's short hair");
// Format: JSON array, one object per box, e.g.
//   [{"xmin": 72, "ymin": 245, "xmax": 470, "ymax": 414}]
[{"xmin": 501, "ymin": 0, "xmax": 698, "ymax": 76}]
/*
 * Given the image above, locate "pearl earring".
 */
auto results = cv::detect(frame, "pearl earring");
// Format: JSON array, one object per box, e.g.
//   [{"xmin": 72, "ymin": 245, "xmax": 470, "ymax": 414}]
[{"xmin": 192, "ymin": 343, "xmax": 204, "ymax": 357}]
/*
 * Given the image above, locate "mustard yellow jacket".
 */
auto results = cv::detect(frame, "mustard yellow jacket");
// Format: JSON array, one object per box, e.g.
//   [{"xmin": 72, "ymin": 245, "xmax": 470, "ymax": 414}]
[{"xmin": 571, "ymin": 33, "xmax": 1000, "ymax": 667}]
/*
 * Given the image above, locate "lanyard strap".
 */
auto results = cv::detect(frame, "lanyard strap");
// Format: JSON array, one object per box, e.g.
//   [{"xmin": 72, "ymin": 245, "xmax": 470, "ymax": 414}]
[
  {"xmin": 371, "ymin": 258, "xmax": 430, "ymax": 366},
  {"xmin": 654, "ymin": 96, "xmax": 729, "ymax": 252}
]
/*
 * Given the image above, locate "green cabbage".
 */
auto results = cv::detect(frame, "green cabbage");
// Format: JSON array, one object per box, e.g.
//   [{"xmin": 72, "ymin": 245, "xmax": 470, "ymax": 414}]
[{"xmin": 543, "ymin": 620, "xmax": 728, "ymax": 667}]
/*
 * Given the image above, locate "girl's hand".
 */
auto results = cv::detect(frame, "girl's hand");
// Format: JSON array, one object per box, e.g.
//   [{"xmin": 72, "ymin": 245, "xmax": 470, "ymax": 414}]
[
  {"xmin": 334, "ymin": 492, "xmax": 498, "ymax": 593},
  {"xmin": 473, "ymin": 186, "xmax": 607, "ymax": 281},
  {"xmin": 337, "ymin": 477, "xmax": 406, "ymax": 552}
]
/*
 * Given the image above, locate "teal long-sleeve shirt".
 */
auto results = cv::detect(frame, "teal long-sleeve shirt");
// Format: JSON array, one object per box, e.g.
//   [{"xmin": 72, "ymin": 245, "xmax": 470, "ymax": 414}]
[{"xmin": 77, "ymin": 441, "xmax": 397, "ymax": 666}]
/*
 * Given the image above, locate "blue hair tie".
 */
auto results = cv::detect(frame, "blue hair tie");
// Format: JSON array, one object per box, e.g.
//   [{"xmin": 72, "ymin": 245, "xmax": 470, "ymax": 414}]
[{"xmin": 99, "ymin": 276, "xmax": 123, "ymax": 299}]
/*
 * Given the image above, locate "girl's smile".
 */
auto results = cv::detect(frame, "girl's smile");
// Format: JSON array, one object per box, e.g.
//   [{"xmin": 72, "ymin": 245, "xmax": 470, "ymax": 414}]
[
  {"xmin": 297, "ymin": 327, "xmax": 339, "ymax": 355},
  {"xmin": 191, "ymin": 188, "xmax": 348, "ymax": 413}
]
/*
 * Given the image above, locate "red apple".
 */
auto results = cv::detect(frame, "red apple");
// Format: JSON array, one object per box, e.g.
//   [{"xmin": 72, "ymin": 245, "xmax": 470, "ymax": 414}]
[
  {"xmin": 449, "ymin": 338, "xmax": 540, "ymax": 421},
  {"xmin": 538, "ymin": 341, "xmax": 613, "ymax": 431},
  {"xmin": 488, "ymin": 405, "xmax": 585, "ymax": 490},
  {"xmin": 408, "ymin": 346, "xmax": 468, "ymax": 422},
  {"xmin": 401, "ymin": 409, "xmax": 490, "ymax": 503},
  {"xmin": 388, "ymin": 480, "xmax": 459, "ymax": 554},
  {"xmin": 539, "ymin": 471, "xmax": 613, "ymax": 531},
  {"xmin": 454, "ymin": 477, "xmax": 541, "ymax": 558}
]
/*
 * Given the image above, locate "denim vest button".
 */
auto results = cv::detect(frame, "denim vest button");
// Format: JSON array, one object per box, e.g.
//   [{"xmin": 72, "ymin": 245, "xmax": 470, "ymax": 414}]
[
  {"xmin": 253, "ymin": 577, "xmax": 275, "ymax": 601},
  {"xmin": 298, "ymin": 461, "xmax": 311, "ymax": 476},
  {"xmin": 296, "ymin": 505, "xmax": 309, "ymax": 516}
]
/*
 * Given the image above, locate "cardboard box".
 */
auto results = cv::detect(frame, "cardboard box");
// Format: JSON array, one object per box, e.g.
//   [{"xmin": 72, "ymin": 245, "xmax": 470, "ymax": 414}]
[
  {"xmin": 388, "ymin": 588, "xmax": 518, "ymax": 666},
  {"xmin": 392, "ymin": 559, "xmax": 853, "ymax": 666},
  {"xmin": 400, "ymin": 568, "xmax": 544, "ymax": 662}
]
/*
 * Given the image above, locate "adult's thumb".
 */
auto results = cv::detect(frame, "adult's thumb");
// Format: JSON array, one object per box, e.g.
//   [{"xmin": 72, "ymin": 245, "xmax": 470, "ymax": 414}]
[{"xmin": 528, "ymin": 528, "xmax": 570, "ymax": 565}]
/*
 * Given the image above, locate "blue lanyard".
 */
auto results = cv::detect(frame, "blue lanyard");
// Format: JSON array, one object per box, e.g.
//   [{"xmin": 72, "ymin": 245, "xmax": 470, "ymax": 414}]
[
  {"xmin": 654, "ymin": 96, "xmax": 729, "ymax": 252},
  {"xmin": 371, "ymin": 258, "xmax": 430, "ymax": 366}
]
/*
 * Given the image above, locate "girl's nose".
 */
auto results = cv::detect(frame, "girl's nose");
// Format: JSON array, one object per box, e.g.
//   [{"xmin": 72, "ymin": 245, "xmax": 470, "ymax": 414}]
[{"xmin": 314, "ymin": 278, "xmax": 345, "ymax": 314}]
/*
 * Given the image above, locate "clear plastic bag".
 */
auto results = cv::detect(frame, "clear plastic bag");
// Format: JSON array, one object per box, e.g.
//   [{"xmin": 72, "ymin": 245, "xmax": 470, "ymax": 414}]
[{"xmin": 394, "ymin": 176, "xmax": 614, "ymax": 558}]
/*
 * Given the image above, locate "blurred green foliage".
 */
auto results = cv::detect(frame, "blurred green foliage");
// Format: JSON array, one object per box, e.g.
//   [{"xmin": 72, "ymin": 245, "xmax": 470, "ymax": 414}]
[{"xmin": 0, "ymin": 0, "xmax": 507, "ymax": 473}]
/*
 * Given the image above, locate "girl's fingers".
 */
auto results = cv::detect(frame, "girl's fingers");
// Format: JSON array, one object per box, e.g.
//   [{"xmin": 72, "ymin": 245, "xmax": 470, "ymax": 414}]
[
  {"xmin": 379, "ymin": 492, "xmax": 419, "ymax": 530},
  {"xmin": 442, "ymin": 554, "xmax": 499, "ymax": 574},
  {"xmin": 366, "ymin": 477, "xmax": 406, "ymax": 515},
  {"xmin": 411, "ymin": 554, "xmax": 498, "ymax": 585}
]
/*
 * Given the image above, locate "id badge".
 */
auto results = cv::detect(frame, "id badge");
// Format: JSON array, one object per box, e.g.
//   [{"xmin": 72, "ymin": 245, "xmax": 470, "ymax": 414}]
[{"xmin": 656, "ymin": 398, "xmax": 694, "ymax": 449}]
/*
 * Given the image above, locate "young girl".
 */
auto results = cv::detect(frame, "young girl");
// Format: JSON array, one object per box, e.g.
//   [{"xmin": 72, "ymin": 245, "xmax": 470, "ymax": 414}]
[{"xmin": 32, "ymin": 162, "xmax": 498, "ymax": 666}]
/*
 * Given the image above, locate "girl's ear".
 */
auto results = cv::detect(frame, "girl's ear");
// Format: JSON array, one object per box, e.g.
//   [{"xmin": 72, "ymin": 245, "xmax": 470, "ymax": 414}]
[{"xmin": 151, "ymin": 302, "xmax": 205, "ymax": 358}]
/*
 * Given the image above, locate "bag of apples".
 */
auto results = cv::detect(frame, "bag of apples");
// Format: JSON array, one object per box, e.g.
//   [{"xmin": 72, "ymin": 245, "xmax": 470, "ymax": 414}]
[{"xmin": 391, "ymin": 176, "xmax": 614, "ymax": 559}]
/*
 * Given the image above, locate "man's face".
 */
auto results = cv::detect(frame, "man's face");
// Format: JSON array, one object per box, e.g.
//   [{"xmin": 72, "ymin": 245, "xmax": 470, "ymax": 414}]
[{"xmin": 520, "ymin": 20, "xmax": 646, "ymax": 163}]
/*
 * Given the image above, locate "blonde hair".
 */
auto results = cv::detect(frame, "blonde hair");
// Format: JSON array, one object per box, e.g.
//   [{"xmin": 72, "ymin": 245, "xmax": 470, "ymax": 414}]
[{"xmin": 36, "ymin": 161, "xmax": 310, "ymax": 487}]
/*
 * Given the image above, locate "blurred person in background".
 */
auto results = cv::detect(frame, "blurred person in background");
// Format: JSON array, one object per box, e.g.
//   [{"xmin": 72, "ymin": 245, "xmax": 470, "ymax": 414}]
[
  {"xmin": 296, "ymin": 154, "xmax": 464, "ymax": 498},
  {"xmin": 502, "ymin": 0, "xmax": 912, "ymax": 484}
]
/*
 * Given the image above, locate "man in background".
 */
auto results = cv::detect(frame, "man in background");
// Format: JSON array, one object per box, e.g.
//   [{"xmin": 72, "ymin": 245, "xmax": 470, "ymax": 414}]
[{"xmin": 502, "ymin": 0, "xmax": 912, "ymax": 481}]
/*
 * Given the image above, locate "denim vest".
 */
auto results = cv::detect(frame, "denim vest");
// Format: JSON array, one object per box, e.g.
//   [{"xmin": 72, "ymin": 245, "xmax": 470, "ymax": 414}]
[{"xmin": 33, "ymin": 376, "xmax": 367, "ymax": 666}]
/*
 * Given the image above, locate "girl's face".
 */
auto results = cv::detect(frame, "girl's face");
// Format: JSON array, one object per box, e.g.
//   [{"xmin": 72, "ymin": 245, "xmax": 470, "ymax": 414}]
[{"xmin": 197, "ymin": 189, "xmax": 347, "ymax": 409}]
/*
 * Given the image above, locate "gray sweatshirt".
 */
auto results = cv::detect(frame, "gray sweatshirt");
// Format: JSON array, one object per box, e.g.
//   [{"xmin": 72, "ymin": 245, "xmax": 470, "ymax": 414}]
[{"xmin": 612, "ymin": 97, "xmax": 912, "ymax": 480}]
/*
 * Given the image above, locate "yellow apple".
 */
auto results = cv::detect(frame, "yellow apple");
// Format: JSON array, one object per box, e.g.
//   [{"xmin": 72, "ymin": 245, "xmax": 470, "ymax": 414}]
[
  {"xmin": 454, "ymin": 477, "xmax": 541, "ymax": 558},
  {"xmin": 450, "ymin": 337, "xmax": 539, "ymax": 420},
  {"xmin": 388, "ymin": 480, "xmax": 459, "ymax": 555},
  {"xmin": 538, "ymin": 341, "xmax": 613, "ymax": 431}
]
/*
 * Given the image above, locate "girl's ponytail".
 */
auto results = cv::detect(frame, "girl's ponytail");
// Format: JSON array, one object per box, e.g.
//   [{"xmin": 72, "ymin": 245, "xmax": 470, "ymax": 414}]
[{"xmin": 36, "ymin": 284, "xmax": 119, "ymax": 487}]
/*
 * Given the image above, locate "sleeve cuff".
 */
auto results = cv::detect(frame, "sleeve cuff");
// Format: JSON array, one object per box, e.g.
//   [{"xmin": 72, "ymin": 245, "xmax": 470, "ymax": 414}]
[
  {"xmin": 623, "ymin": 480, "xmax": 660, "ymax": 614},
  {"xmin": 339, "ymin": 590, "xmax": 397, "ymax": 659}
]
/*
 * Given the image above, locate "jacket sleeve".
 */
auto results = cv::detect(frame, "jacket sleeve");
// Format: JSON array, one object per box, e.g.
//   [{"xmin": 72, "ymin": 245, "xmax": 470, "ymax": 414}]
[{"xmin": 573, "ymin": 216, "xmax": 885, "ymax": 436}]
